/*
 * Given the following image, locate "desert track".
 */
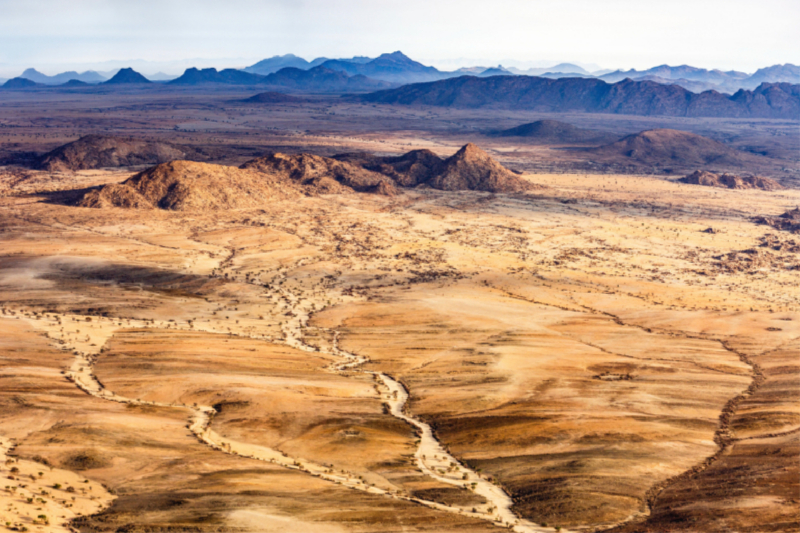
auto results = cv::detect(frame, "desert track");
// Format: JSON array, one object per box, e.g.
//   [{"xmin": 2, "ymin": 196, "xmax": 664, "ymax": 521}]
[
  {"xmin": 276, "ymin": 285, "xmax": 554, "ymax": 532},
  {"xmin": 1, "ymin": 169, "xmax": 797, "ymax": 531},
  {"xmin": 14, "ymin": 290, "xmax": 557, "ymax": 533}
]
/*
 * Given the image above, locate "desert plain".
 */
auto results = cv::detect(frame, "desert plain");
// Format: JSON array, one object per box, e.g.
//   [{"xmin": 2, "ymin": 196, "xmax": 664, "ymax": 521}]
[{"xmin": 0, "ymin": 87, "xmax": 798, "ymax": 533}]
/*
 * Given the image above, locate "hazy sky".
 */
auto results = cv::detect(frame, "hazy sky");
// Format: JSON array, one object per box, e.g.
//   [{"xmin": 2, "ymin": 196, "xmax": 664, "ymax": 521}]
[{"xmin": 0, "ymin": 0, "xmax": 796, "ymax": 76}]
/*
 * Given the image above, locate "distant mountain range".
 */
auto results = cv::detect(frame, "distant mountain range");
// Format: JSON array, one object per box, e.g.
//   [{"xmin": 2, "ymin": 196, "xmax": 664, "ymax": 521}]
[
  {"xmin": 1, "ymin": 65, "xmax": 391, "ymax": 93},
  {"xmin": 358, "ymin": 77, "xmax": 800, "ymax": 119},
  {"xmin": 241, "ymin": 54, "xmax": 597, "ymax": 85},
  {"xmin": 168, "ymin": 66, "xmax": 391, "ymax": 92},
  {"xmin": 508, "ymin": 63, "xmax": 591, "ymax": 76},
  {"xmin": 3, "ymin": 53, "xmax": 798, "ymax": 97},
  {"xmin": 599, "ymin": 64, "xmax": 800, "ymax": 93},
  {"xmin": 19, "ymin": 68, "xmax": 108, "ymax": 85},
  {"xmin": 313, "ymin": 52, "xmax": 444, "ymax": 84},
  {"xmin": 243, "ymin": 54, "xmax": 371, "ymax": 75},
  {"xmin": 239, "ymin": 54, "xmax": 799, "ymax": 93}
]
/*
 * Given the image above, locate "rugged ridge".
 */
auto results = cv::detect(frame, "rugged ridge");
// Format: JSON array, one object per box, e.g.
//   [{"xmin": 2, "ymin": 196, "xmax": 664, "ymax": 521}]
[
  {"xmin": 333, "ymin": 150, "xmax": 445, "ymax": 187},
  {"xmin": 168, "ymin": 68, "xmax": 264, "ymax": 85},
  {"xmin": 77, "ymin": 143, "xmax": 533, "ymax": 210},
  {"xmin": 262, "ymin": 66, "xmax": 392, "ymax": 92},
  {"xmin": 319, "ymin": 51, "xmax": 446, "ymax": 84},
  {"xmin": 358, "ymin": 76, "xmax": 800, "ymax": 118},
  {"xmin": 20, "ymin": 68, "xmax": 106, "ymax": 85},
  {"xmin": 169, "ymin": 65, "xmax": 391, "ymax": 92},
  {"xmin": 34, "ymin": 135, "xmax": 198, "ymax": 172},
  {"xmin": 337, "ymin": 143, "xmax": 538, "ymax": 193},
  {"xmin": 240, "ymin": 153, "xmax": 398, "ymax": 195}
]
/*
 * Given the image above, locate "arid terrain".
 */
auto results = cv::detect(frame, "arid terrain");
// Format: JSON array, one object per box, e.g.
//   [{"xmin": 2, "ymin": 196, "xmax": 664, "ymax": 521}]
[{"xmin": 0, "ymin": 88, "xmax": 798, "ymax": 533}]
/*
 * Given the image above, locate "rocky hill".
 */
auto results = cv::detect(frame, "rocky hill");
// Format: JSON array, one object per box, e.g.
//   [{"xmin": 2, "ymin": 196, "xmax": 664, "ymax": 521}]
[
  {"xmin": 75, "ymin": 143, "xmax": 536, "ymax": 210},
  {"xmin": 337, "ymin": 143, "xmax": 537, "ymax": 193},
  {"xmin": 103, "ymin": 68, "xmax": 151, "ymax": 84},
  {"xmin": 2, "ymin": 77, "xmax": 42, "ymax": 89},
  {"xmin": 240, "ymin": 153, "xmax": 397, "ymax": 195},
  {"xmin": 358, "ymin": 76, "xmax": 800, "ymax": 118},
  {"xmin": 77, "ymin": 161, "xmax": 304, "ymax": 210},
  {"xmin": 242, "ymin": 92, "xmax": 303, "ymax": 104},
  {"xmin": 587, "ymin": 129, "xmax": 762, "ymax": 170},
  {"xmin": 34, "ymin": 135, "xmax": 198, "ymax": 172},
  {"xmin": 428, "ymin": 144, "xmax": 533, "ymax": 192},
  {"xmin": 490, "ymin": 120, "xmax": 617, "ymax": 143},
  {"xmin": 679, "ymin": 170, "xmax": 784, "ymax": 191},
  {"xmin": 60, "ymin": 80, "xmax": 90, "ymax": 88}
]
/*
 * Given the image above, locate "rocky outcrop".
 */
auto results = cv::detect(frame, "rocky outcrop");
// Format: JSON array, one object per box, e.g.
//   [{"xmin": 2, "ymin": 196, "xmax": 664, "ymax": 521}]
[
  {"xmin": 240, "ymin": 152, "xmax": 398, "ymax": 195},
  {"xmin": 427, "ymin": 144, "xmax": 533, "ymax": 192},
  {"xmin": 35, "ymin": 135, "xmax": 195, "ymax": 172},
  {"xmin": 333, "ymin": 150, "xmax": 445, "ymax": 187},
  {"xmin": 77, "ymin": 161, "xmax": 304, "ymax": 210},
  {"xmin": 336, "ymin": 144, "xmax": 538, "ymax": 193},
  {"xmin": 753, "ymin": 208, "xmax": 800, "ymax": 233},
  {"xmin": 679, "ymin": 170, "xmax": 784, "ymax": 191},
  {"xmin": 75, "ymin": 143, "xmax": 534, "ymax": 210}
]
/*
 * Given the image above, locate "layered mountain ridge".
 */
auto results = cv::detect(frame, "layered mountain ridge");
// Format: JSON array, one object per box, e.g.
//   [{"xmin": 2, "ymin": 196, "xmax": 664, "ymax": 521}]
[
  {"xmin": 6, "ymin": 54, "xmax": 798, "ymax": 96},
  {"xmin": 76, "ymin": 143, "xmax": 536, "ymax": 210},
  {"xmin": 359, "ymin": 77, "xmax": 800, "ymax": 119}
]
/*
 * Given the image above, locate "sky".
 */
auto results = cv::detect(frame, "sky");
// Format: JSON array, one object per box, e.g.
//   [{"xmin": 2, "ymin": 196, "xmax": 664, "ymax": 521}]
[{"xmin": 0, "ymin": 0, "xmax": 797, "ymax": 77}]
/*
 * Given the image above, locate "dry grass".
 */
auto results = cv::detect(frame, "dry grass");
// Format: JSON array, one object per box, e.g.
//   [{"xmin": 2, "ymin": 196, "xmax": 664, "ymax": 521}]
[{"xmin": 0, "ymin": 119, "xmax": 797, "ymax": 532}]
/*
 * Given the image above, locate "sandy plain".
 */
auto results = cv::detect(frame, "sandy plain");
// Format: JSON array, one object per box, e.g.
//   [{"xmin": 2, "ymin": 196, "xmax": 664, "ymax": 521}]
[{"xmin": 0, "ymin": 88, "xmax": 798, "ymax": 533}]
